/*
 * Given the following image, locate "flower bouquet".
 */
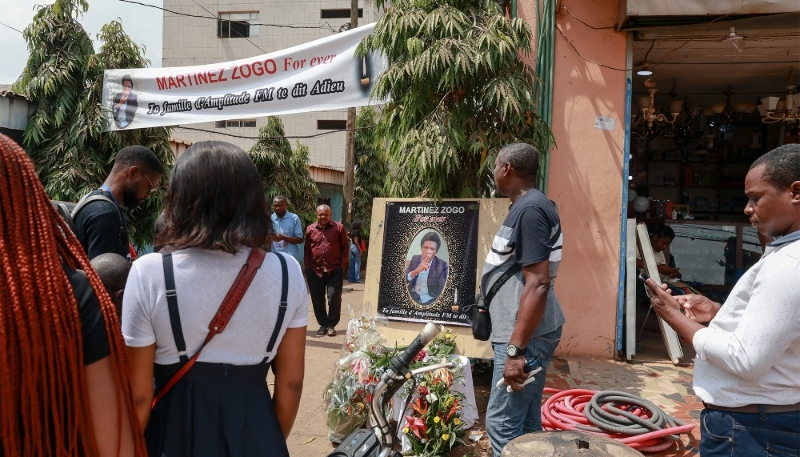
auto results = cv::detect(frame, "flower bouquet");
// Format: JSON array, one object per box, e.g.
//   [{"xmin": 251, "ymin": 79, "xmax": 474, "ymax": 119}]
[
  {"xmin": 324, "ymin": 316, "xmax": 387, "ymax": 442},
  {"xmin": 323, "ymin": 351, "xmax": 374, "ymax": 442},
  {"xmin": 402, "ymin": 367, "xmax": 467, "ymax": 456}
]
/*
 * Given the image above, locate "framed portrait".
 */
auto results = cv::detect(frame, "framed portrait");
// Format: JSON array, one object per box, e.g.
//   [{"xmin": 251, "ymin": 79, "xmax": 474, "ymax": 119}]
[{"xmin": 377, "ymin": 201, "xmax": 479, "ymax": 326}]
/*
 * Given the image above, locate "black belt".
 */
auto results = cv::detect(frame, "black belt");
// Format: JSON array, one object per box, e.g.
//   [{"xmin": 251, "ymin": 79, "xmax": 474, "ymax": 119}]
[{"xmin": 704, "ymin": 402, "xmax": 800, "ymax": 414}]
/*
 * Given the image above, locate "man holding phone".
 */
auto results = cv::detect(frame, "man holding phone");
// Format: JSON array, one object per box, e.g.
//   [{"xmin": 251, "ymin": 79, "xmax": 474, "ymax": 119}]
[{"xmin": 645, "ymin": 144, "xmax": 800, "ymax": 456}]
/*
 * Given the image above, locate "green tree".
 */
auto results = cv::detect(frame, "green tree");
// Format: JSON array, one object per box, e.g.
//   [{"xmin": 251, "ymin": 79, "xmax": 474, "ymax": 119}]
[
  {"xmin": 353, "ymin": 107, "xmax": 387, "ymax": 240},
  {"xmin": 362, "ymin": 0, "xmax": 554, "ymax": 198},
  {"xmin": 249, "ymin": 117, "xmax": 319, "ymax": 227},
  {"xmin": 13, "ymin": 0, "xmax": 173, "ymax": 249}
]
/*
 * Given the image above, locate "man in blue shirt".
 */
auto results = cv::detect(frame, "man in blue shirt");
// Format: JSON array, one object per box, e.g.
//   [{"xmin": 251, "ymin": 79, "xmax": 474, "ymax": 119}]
[{"xmin": 271, "ymin": 195, "xmax": 304, "ymax": 264}]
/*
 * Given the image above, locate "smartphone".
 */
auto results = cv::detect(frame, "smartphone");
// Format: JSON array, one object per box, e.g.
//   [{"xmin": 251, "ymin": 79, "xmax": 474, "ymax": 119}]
[
  {"xmin": 524, "ymin": 357, "xmax": 542, "ymax": 373},
  {"xmin": 637, "ymin": 271, "xmax": 650, "ymax": 283}
]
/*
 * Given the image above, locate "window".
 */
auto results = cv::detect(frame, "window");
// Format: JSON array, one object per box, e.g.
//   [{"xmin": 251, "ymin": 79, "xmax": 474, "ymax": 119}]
[
  {"xmin": 317, "ymin": 120, "xmax": 347, "ymax": 130},
  {"xmin": 218, "ymin": 12, "xmax": 259, "ymax": 38},
  {"xmin": 320, "ymin": 8, "xmax": 363, "ymax": 19},
  {"xmin": 215, "ymin": 119, "xmax": 257, "ymax": 128}
]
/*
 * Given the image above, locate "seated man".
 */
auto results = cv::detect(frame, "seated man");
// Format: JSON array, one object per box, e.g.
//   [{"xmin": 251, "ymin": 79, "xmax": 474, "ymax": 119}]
[
  {"xmin": 89, "ymin": 253, "xmax": 131, "ymax": 316},
  {"xmin": 405, "ymin": 232, "xmax": 449, "ymax": 305},
  {"xmin": 636, "ymin": 224, "xmax": 680, "ymax": 281}
]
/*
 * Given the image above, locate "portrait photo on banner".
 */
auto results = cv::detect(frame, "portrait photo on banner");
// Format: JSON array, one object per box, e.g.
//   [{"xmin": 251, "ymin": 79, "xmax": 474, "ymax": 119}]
[{"xmin": 377, "ymin": 201, "xmax": 479, "ymax": 327}]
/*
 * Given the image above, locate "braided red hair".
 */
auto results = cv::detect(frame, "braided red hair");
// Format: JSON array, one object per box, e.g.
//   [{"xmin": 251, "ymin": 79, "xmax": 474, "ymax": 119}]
[{"xmin": 0, "ymin": 133, "xmax": 146, "ymax": 456}]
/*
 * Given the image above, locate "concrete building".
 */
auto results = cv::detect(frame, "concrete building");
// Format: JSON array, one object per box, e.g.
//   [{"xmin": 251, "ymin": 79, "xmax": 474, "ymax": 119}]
[
  {"xmin": 0, "ymin": 85, "xmax": 35, "ymax": 146},
  {"xmin": 162, "ymin": 0, "xmax": 382, "ymax": 221}
]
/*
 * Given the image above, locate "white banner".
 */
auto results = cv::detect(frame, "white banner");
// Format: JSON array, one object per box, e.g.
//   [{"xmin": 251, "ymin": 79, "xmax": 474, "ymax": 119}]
[{"xmin": 101, "ymin": 23, "xmax": 382, "ymax": 131}]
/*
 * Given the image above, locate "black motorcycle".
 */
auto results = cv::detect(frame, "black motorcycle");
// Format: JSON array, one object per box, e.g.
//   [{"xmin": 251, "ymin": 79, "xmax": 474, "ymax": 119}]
[{"xmin": 327, "ymin": 322, "xmax": 453, "ymax": 457}]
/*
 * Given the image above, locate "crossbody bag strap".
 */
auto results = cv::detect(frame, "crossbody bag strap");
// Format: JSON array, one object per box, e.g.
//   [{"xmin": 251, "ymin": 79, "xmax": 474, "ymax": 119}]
[
  {"xmin": 152, "ymin": 248, "xmax": 267, "ymax": 409},
  {"xmin": 483, "ymin": 262, "xmax": 522, "ymax": 308},
  {"xmin": 162, "ymin": 253, "xmax": 188, "ymax": 362},
  {"xmin": 265, "ymin": 252, "xmax": 289, "ymax": 355}
]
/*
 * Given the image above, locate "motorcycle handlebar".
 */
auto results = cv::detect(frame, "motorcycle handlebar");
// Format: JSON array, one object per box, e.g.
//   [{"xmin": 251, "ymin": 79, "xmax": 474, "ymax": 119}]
[{"xmin": 392, "ymin": 322, "xmax": 440, "ymax": 373}]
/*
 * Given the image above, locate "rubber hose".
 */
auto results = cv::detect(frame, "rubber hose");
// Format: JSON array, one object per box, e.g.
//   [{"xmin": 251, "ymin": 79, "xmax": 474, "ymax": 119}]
[
  {"xmin": 581, "ymin": 391, "xmax": 685, "ymax": 439},
  {"xmin": 541, "ymin": 388, "xmax": 695, "ymax": 453}
]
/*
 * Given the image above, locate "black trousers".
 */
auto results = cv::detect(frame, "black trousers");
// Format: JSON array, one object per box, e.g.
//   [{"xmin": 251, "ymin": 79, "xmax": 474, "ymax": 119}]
[{"xmin": 307, "ymin": 267, "xmax": 343, "ymax": 328}]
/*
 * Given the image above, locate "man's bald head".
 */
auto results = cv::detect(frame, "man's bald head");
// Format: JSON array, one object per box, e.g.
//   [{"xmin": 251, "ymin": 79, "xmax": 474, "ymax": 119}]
[
  {"xmin": 90, "ymin": 253, "xmax": 131, "ymax": 314},
  {"xmin": 315, "ymin": 204, "xmax": 332, "ymax": 227}
]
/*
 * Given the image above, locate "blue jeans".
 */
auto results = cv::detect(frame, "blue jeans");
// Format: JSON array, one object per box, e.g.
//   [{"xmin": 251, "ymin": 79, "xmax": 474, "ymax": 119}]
[
  {"xmin": 700, "ymin": 408, "xmax": 800, "ymax": 456},
  {"xmin": 486, "ymin": 326, "xmax": 562, "ymax": 455},
  {"xmin": 348, "ymin": 244, "xmax": 361, "ymax": 283}
]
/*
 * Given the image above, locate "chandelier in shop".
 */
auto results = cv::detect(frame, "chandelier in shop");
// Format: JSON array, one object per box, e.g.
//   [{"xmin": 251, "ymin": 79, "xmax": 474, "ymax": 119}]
[
  {"xmin": 758, "ymin": 70, "xmax": 800, "ymax": 124},
  {"xmin": 758, "ymin": 86, "xmax": 800, "ymax": 124},
  {"xmin": 631, "ymin": 78, "xmax": 683, "ymax": 131}
]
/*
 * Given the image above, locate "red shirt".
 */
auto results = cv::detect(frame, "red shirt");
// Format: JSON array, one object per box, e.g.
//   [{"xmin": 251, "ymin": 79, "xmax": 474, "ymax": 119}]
[{"xmin": 304, "ymin": 221, "xmax": 349, "ymax": 276}]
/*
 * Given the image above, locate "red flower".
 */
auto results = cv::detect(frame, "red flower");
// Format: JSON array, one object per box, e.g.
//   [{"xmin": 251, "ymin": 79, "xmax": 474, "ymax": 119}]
[
  {"xmin": 405, "ymin": 415, "xmax": 428, "ymax": 439},
  {"xmin": 445, "ymin": 403, "xmax": 460, "ymax": 422},
  {"xmin": 410, "ymin": 397, "xmax": 428, "ymax": 416},
  {"xmin": 419, "ymin": 385, "xmax": 429, "ymax": 396},
  {"xmin": 414, "ymin": 349, "xmax": 427, "ymax": 362}
]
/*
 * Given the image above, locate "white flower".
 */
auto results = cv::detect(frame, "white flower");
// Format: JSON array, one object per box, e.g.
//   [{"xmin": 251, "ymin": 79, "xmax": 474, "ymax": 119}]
[{"xmin": 426, "ymin": 392, "xmax": 438, "ymax": 403}]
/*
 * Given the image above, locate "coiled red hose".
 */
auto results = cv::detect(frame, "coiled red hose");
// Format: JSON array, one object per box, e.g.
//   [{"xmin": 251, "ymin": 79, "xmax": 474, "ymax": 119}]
[{"xmin": 541, "ymin": 388, "xmax": 695, "ymax": 453}]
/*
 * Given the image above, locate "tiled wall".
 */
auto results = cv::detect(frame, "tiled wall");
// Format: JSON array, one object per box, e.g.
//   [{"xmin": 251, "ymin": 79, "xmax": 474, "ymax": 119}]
[{"xmin": 163, "ymin": 0, "xmax": 382, "ymax": 170}]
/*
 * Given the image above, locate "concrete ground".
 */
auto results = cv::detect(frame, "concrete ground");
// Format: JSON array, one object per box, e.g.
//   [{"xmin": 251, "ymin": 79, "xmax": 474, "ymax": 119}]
[{"xmin": 280, "ymin": 281, "xmax": 702, "ymax": 457}]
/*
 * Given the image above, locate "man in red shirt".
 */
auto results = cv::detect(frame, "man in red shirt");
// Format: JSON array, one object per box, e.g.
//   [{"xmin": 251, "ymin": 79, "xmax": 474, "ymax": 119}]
[{"xmin": 304, "ymin": 204, "xmax": 349, "ymax": 336}]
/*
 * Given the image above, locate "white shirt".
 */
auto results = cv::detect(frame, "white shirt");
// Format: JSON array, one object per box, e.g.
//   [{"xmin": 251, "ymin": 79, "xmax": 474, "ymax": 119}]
[
  {"xmin": 692, "ymin": 231, "xmax": 800, "ymax": 407},
  {"xmin": 122, "ymin": 248, "xmax": 308, "ymax": 365}
]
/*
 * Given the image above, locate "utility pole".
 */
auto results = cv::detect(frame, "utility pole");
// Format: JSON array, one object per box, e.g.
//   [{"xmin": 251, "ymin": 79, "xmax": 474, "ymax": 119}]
[{"xmin": 343, "ymin": 0, "xmax": 358, "ymax": 226}]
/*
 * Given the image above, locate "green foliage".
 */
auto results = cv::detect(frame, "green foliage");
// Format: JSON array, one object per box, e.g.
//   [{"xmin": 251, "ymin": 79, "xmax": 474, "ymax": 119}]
[
  {"xmin": 362, "ymin": 0, "xmax": 554, "ymax": 198},
  {"xmin": 248, "ymin": 117, "xmax": 319, "ymax": 227},
  {"xmin": 353, "ymin": 107, "xmax": 387, "ymax": 240},
  {"xmin": 13, "ymin": 0, "xmax": 173, "ymax": 249}
]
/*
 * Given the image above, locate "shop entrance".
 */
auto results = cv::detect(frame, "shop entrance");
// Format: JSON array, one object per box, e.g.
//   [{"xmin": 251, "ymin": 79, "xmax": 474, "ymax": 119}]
[{"xmin": 621, "ymin": 14, "xmax": 800, "ymax": 363}]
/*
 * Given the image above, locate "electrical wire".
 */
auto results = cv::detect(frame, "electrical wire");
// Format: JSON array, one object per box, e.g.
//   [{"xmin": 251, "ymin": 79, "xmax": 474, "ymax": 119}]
[
  {"xmin": 556, "ymin": 15, "xmax": 731, "ymax": 72},
  {"xmin": 174, "ymin": 124, "xmax": 376, "ymax": 140},
  {"xmin": 559, "ymin": 5, "xmax": 615, "ymax": 30},
  {"xmin": 555, "ymin": 26, "xmax": 641, "ymax": 72},
  {"xmin": 643, "ymin": 40, "xmax": 655, "ymax": 62},
  {"xmin": 189, "ymin": 0, "xmax": 268, "ymax": 55},
  {"xmin": 118, "ymin": 0, "xmax": 337, "ymax": 31},
  {"xmin": 0, "ymin": 21, "xmax": 22, "ymax": 33}
]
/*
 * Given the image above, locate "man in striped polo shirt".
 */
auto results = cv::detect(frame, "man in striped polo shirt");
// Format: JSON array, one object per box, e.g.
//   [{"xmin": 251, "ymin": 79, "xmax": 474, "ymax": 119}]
[{"xmin": 483, "ymin": 143, "xmax": 566, "ymax": 455}]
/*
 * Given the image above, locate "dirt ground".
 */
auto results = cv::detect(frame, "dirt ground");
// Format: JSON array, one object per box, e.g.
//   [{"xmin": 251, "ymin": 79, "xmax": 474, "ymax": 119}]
[
  {"xmin": 278, "ymin": 281, "xmax": 493, "ymax": 456},
  {"xmin": 281, "ymin": 278, "xmax": 702, "ymax": 457}
]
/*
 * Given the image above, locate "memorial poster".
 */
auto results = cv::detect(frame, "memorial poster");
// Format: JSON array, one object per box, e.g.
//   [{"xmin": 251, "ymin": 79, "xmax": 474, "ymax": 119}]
[{"xmin": 377, "ymin": 201, "xmax": 479, "ymax": 326}]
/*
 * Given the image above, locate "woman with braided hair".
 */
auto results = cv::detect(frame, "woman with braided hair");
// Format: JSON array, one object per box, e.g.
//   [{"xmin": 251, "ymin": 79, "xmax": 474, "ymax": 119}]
[{"xmin": 0, "ymin": 133, "xmax": 145, "ymax": 456}]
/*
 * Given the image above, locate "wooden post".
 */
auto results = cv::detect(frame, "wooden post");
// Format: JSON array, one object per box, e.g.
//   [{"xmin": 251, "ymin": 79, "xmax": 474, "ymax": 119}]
[{"xmin": 343, "ymin": 0, "xmax": 358, "ymax": 224}]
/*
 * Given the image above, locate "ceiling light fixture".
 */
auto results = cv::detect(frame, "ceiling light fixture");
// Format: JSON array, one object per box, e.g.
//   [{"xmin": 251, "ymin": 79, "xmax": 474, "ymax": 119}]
[
  {"xmin": 636, "ymin": 61, "xmax": 653, "ymax": 76},
  {"xmin": 721, "ymin": 26, "xmax": 745, "ymax": 52}
]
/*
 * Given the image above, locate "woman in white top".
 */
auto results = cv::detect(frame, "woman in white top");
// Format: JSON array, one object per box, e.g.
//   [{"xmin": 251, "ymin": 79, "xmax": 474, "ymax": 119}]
[{"xmin": 123, "ymin": 141, "xmax": 308, "ymax": 457}]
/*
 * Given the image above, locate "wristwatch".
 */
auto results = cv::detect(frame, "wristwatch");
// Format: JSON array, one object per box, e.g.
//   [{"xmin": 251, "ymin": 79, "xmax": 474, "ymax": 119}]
[{"xmin": 506, "ymin": 344, "xmax": 526, "ymax": 358}]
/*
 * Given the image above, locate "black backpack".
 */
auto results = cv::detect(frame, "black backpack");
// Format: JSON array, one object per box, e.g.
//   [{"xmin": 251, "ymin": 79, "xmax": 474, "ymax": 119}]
[{"xmin": 52, "ymin": 193, "xmax": 118, "ymax": 234}]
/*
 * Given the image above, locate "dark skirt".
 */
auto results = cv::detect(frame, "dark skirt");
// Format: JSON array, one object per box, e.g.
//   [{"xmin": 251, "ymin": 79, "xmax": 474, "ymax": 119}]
[{"xmin": 146, "ymin": 359, "xmax": 289, "ymax": 457}]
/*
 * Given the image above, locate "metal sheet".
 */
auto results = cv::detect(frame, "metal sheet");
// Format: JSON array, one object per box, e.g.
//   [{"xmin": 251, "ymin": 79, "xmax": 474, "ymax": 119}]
[
  {"xmin": 625, "ymin": 219, "xmax": 637, "ymax": 360},
  {"xmin": 636, "ymin": 223, "xmax": 684, "ymax": 364}
]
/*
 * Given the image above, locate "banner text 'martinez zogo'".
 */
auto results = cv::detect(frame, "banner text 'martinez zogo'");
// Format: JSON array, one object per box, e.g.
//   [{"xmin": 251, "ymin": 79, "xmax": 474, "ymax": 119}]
[{"xmin": 101, "ymin": 23, "xmax": 382, "ymax": 132}]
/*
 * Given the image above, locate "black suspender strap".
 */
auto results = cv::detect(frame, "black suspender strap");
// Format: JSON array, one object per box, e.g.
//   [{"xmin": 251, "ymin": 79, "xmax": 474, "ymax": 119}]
[
  {"xmin": 162, "ymin": 253, "xmax": 189, "ymax": 363},
  {"xmin": 266, "ymin": 253, "xmax": 289, "ymax": 354}
]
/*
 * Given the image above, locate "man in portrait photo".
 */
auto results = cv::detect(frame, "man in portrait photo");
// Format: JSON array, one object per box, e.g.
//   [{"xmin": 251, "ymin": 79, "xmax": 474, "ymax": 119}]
[
  {"xmin": 113, "ymin": 74, "xmax": 138, "ymax": 129},
  {"xmin": 405, "ymin": 231, "xmax": 449, "ymax": 305}
]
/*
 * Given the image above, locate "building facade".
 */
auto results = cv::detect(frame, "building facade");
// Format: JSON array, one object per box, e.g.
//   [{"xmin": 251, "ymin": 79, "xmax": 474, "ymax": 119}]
[{"xmin": 516, "ymin": 0, "xmax": 799, "ymax": 359}]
